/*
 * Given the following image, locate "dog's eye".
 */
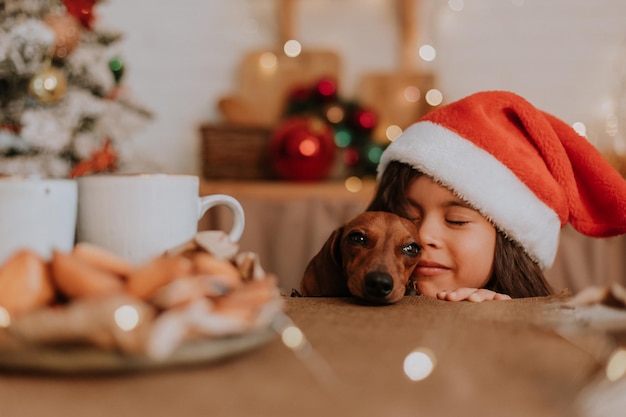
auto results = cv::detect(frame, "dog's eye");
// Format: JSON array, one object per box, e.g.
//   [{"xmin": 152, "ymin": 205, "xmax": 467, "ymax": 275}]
[
  {"xmin": 402, "ymin": 243, "xmax": 420, "ymax": 256},
  {"xmin": 347, "ymin": 232, "xmax": 367, "ymax": 246}
]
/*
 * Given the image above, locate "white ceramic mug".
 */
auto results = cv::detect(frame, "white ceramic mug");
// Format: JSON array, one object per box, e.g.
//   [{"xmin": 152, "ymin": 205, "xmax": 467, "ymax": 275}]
[
  {"xmin": 0, "ymin": 177, "xmax": 78, "ymax": 264},
  {"xmin": 76, "ymin": 174, "xmax": 245, "ymax": 265}
]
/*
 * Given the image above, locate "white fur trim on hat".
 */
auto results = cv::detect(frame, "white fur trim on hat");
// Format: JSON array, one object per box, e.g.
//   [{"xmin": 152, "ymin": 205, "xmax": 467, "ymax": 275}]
[{"xmin": 377, "ymin": 121, "xmax": 561, "ymax": 269}]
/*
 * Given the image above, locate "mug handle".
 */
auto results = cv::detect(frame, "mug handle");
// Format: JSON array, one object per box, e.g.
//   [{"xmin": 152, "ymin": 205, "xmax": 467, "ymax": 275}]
[{"xmin": 198, "ymin": 194, "xmax": 245, "ymax": 242}]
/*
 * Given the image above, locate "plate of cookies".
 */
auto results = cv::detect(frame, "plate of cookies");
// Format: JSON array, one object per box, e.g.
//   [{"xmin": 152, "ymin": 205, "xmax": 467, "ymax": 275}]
[{"xmin": 0, "ymin": 231, "xmax": 283, "ymax": 373}]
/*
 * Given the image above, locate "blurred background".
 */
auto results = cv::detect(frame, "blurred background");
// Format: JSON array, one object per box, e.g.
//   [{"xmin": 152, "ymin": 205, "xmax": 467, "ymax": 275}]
[{"xmin": 96, "ymin": 0, "xmax": 626, "ymax": 175}]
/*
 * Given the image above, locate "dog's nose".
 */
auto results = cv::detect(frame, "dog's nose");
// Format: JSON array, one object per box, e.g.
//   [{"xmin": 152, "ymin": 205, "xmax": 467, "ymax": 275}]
[{"xmin": 364, "ymin": 272, "xmax": 394, "ymax": 298}]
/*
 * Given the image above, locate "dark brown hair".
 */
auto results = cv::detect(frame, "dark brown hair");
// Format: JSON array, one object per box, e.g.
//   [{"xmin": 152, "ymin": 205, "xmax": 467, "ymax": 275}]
[{"xmin": 367, "ymin": 161, "xmax": 553, "ymax": 298}]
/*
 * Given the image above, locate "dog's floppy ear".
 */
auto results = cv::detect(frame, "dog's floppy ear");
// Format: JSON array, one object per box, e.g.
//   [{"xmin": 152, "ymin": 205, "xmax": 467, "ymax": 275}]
[{"xmin": 300, "ymin": 226, "xmax": 349, "ymax": 297}]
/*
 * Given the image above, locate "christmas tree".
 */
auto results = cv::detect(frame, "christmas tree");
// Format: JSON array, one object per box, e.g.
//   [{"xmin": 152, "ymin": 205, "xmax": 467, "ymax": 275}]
[{"xmin": 0, "ymin": 0, "xmax": 150, "ymax": 178}]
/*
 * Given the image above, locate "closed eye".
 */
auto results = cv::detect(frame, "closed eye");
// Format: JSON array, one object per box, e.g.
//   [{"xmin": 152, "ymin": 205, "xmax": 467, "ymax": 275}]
[
  {"xmin": 347, "ymin": 231, "xmax": 367, "ymax": 246},
  {"xmin": 446, "ymin": 219, "xmax": 470, "ymax": 226},
  {"xmin": 402, "ymin": 242, "xmax": 420, "ymax": 256}
]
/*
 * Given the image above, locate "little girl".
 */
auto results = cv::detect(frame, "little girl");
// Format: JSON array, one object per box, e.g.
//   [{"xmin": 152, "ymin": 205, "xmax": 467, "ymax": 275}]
[{"xmin": 367, "ymin": 91, "xmax": 626, "ymax": 302}]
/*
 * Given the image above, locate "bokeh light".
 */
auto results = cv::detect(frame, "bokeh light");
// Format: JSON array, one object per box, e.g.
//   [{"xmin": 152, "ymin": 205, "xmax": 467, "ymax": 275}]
[
  {"xmin": 326, "ymin": 105, "xmax": 345, "ymax": 124},
  {"xmin": 572, "ymin": 122, "xmax": 587, "ymax": 137},
  {"xmin": 403, "ymin": 347, "xmax": 437, "ymax": 381},
  {"xmin": 358, "ymin": 111, "xmax": 377, "ymax": 130},
  {"xmin": 367, "ymin": 145, "xmax": 384, "ymax": 164},
  {"xmin": 299, "ymin": 137, "xmax": 320, "ymax": 156},
  {"xmin": 281, "ymin": 325, "xmax": 305, "ymax": 350},
  {"xmin": 42, "ymin": 77, "xmax": 58, "ymax": 91},
  {"xmin": 344, "ymin": 176, "xmax": 363, "ymax": 192},
  {"xmin": 284, "ymin": 40, "xmax": 302, "ymax": 58},
  {"xmin": 259, "ymin": 52, "xmax": 277, "ymax": 69},
  {"xmin": 419, "ymin": 45, "xmax": 436, "ymax": 62},
  {"xmin": 425, "ymin": 89, "xmax": 444, "ymax": 106},
  {"xmin": 0, "ymin": 306, "xmax": 10, "ymax": 328},
  {"xmin": 114, "ymin": 305, "xmax": 140, "ymax": 331},
  {"xmin": 386, "ymin": 125, "xmax": 403, "ymax": 142},
  {"xmin": 606, "ymin": 348, "xmax": 626, "ymax": 382},
  {"xmin": 403, "ymin": 86, "xmax": 421, "ymax": 103},
  {"xmin": 334, "ymin": 127, "xmax": 352, "ymax": 148},
  {"xmin": 317, "ymin": 79, "xmax": 336, "ymax": 98}
]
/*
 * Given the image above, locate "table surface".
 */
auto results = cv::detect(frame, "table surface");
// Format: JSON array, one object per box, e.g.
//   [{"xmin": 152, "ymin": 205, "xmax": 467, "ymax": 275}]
[{"xmin": 1, "ymin": 295, "xmax": 620, "ymax": 417}]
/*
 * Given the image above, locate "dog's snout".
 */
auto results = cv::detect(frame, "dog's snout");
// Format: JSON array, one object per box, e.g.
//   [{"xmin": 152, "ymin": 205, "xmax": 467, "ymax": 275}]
[{"xmin": 364, "ymin": 272, "xmax": 394, "ymax": 298}]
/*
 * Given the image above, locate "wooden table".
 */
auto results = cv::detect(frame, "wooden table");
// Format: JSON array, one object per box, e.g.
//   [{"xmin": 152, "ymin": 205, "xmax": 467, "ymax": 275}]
[{"xmin": 1, "ymin": 295, "xmax": 622, "ymax": 417}]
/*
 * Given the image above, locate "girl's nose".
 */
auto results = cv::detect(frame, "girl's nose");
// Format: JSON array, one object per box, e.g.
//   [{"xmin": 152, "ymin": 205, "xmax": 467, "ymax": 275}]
[{"xmin": 416, "ymin": 216, "xmax": 442, "ymax": 248}]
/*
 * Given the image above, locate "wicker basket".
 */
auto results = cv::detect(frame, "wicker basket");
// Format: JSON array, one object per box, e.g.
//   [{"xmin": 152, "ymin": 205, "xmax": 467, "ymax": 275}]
[{"xmin": 200, "ymin": 124, "xmax": 274, "ymax": 180}]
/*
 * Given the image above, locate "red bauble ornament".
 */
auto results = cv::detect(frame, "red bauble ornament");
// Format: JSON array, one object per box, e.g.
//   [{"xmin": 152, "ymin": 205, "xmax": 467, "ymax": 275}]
[
  {"xmin": 270, "ymin": 117, "xmax": 337, "ymax": 181},
  {"xmin": 63, "ymin": 0, "xmax": 96, "ymax": 29}
]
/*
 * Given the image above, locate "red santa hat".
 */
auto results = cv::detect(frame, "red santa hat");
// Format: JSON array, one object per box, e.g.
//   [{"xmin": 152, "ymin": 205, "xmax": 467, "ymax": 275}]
[{"xmin": 377, "ymin": 90, "xmax": 626, "ymax": 269}]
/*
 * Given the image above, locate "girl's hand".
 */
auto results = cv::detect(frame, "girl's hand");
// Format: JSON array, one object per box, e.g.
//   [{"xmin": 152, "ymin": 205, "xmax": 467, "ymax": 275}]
[{"xmin": 436, "ymin": 288, "xmax": 511, "ymax": 302}]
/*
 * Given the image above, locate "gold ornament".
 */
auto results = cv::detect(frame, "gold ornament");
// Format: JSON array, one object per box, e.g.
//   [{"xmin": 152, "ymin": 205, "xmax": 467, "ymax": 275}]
[
  {"xmin": 29, "ymin": 66, "xmax": 68, "ymax": 103},
  {"xmin": 43, "ymin": 13, "xmax": 81, "ymax": 59}
]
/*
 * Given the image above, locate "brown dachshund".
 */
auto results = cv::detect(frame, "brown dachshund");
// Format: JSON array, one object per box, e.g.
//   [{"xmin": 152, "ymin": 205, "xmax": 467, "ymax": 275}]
[{"xmin": 300, "ymin": 211, "xmax": 420, "ymax": 304}]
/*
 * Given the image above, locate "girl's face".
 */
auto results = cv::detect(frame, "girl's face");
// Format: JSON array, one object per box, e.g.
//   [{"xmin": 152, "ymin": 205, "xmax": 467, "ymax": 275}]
[{"xmin": 406, "ymin": 175, "xmax": 497, "ymax": 297}]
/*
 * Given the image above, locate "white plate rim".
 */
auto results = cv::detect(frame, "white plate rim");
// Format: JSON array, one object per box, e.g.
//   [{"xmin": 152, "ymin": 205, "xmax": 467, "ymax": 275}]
[{"xmin": 0, "ymin": 327, "xmax": 275, "ymax": 374}]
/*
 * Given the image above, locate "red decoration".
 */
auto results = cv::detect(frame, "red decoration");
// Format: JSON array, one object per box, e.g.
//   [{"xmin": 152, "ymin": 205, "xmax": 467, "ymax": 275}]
[
  {"xmin": 343, "ymin": 147, "xmax": 360, "ymax": 166},
  {"xmin": 104, "ymin": 85, "xmax": 125, "ymax": 100},
  {"xmin": 282, "ymin": 78, "xmax": 383, "ymax": 177},
  {"xmin": 43, "ymin": 13, "xmax": 81, "ymax": 59},
  {"xmin": 315, "ymin": 78, "xmax": 337, "ymax": 102},
  {"xmin": 0, "ymin": 124, "xmax": 21, "ymax": 134},
  {"xmin": 287, "ymin": 86, "xmax": 311, "ymax": 103},
  {"xmin": 269, "ymin": 117, "xmax": 336, "ymax": 181},
  {"xmin": 70, "ymin": 140, "xmax": 117, "ymax": 178},
  {"xmin": 353, "ymin": 108, "xmax": 377, "ymax": 131},
  {"xmin": 62, "ymin": 0, "xmax": 97, "ymax": 29}
]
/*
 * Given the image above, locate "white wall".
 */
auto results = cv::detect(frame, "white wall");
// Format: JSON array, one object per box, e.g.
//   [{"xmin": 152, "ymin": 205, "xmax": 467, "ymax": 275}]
[{"xmin": 98, "ymin": 0, "xmax": 626, "ymax": 175}]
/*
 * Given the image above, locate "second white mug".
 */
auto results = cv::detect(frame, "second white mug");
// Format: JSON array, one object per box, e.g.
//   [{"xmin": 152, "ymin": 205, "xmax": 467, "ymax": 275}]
[
  {"xmin": 0, "ymin": 177, "xmax": 77, "ymax": 264},
  {"xmin": 76, "ymin": 174, "xmax": 245, "ymax": 265}
]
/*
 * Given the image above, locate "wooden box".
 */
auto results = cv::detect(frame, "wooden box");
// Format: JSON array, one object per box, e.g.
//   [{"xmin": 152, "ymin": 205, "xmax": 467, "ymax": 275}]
[{"xmin": 200, "ymin": 124, "xmax": 274, "ymax": 180}]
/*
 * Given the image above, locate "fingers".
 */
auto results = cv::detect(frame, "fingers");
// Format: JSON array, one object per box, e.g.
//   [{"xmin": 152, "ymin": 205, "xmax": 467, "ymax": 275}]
[
  {"xmin": 436, "ymin": 288, "xmax": 511, "ymax": 302},
  {"xmin": 493, "ymin": 293, "xmax": 512, "ymax": 300},
  {"xmin": 437, "ymin": 287, "xmax": 476, "ymax": 301},
  {"xmin": 467, "ymin": 289, "xmax": 506, "ymax": 302}
]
